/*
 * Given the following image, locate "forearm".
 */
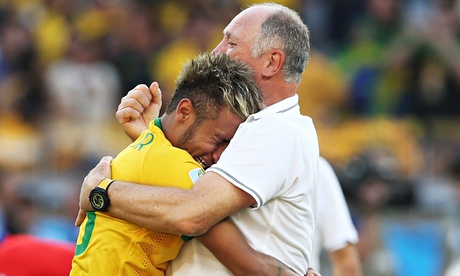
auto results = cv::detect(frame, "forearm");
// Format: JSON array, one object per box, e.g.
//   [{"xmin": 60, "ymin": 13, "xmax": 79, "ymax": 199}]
[
  {"xmin": 197, "ymin": 218, "xmax": 298, "ymax": 276},
  {"xmin": 107, "ymin": 181, "xmax": 213, "ymax": 235},
  {"xmin": 329, "ymin": 244, "xmax": 363, "ymax": 276},
  {"xmin": 106, "ymin": 172, "xmax": 255, "ymax": 236}
]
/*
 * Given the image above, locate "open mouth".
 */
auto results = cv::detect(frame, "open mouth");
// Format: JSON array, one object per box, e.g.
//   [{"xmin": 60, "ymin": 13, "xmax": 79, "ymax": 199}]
[{"xmin": 195, "ymin": 156, "xmax": 209, "ymax": 170}]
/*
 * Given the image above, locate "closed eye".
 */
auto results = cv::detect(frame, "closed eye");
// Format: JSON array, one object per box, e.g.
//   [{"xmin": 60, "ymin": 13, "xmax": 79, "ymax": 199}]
[{"xmin": 215, "ymin": 135, "xmax": 230, "ymax": 146}]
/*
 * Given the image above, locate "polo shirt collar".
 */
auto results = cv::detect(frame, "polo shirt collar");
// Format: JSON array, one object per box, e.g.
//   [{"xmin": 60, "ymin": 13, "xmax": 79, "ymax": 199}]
[{"xmin": 248, "ymin": 94, "xmax": 300, "ymax": 122}]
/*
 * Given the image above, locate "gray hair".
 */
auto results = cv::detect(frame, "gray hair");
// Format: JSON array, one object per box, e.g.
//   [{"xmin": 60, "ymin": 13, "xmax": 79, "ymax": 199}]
[{"xmin": 250, "ymin": 3, "xmax": 310, "ymax": 84}]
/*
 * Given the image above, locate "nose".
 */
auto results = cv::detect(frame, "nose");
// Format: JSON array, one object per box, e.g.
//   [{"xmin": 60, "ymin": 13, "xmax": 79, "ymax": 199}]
[
  {"xmin": 211, "ymin": 143, "xmax": 228, "ymax": 163},
  {"xmin": 212, "ymin": 40, "xmax": 225, "ymax": 55}
]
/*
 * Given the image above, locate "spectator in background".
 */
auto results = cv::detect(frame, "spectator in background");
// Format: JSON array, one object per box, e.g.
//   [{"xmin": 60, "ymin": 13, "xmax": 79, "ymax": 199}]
[
  {"xmin": 0, "ymin": 21, "xmax": 46, "ymax": 170},
  {"xmin": 107, "ymin": 1, "xmax": 167, "ymax": 100},
  {"xmin": 335, "ymin": 0, "xmax": 406, "ymax": 116},
  {"xmin": 300, "ymin": 0, "xmax": 365, "ymax": 55},
  {"xmin": 385, "ymin": 0, "xmax": 460, "ymax": 120},
  {"xmin": 44, "ymin": 32, "xmax": 122, "ymax": 171}
]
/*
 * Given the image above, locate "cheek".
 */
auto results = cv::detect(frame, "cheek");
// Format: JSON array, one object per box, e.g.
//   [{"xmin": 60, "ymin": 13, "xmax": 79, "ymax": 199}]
[
  {"xmin": 193, "ymin": 140, "xmax": 216, "ymax": 156},
  {"xmin": 232, "ymin": 54, "xmax": 255, "ymax": 69},
  {"xmin": 227, "ymin": 48, "xmax": 241, "ymax": 59},
  {"xmin": 216, "ymin": 144, "xmax": 229, "ymax": 155}
]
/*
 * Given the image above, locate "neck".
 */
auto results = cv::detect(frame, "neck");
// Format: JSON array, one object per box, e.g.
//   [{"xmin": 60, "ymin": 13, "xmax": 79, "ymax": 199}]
[
  {"xmin": 260, "ymin": 82, "xmax": 297, "ymax": 106},
  {"xmin": 160, "ymin": 115, "xmax": 177, "ymax": 146}
]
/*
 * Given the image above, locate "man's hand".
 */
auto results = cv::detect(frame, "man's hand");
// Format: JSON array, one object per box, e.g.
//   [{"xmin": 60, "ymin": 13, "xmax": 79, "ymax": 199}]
[
  {"xmin": 116, "ymin": 82, "xmax": 162, "ymax": 141},
  {"xmin": 75, "ymin": 156, "xmax": 113, "ymax": 226}
]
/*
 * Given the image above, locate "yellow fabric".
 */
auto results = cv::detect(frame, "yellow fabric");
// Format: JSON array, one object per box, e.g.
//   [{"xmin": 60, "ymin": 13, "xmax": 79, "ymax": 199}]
[
  {"xmin": 71, "ymin": 120, "xmax": 203, "ymax": 275},
  {"xmin": 148, "ymin": 37, "xmax": 202, "ymax": 114},
  {"xmin": 0, "ymin": 113, "xmax": 42, "ymax": 170},
  {"xmin": 158, "ymin": 2, "xmax": 189, "ymax": 36},
  {"xmin": 33, "ymin": 10, "xmax": 71, "ymax": 65},
  {"xmin": 74, "ymin": 8, "xmax": 111, "ymax": 41}
]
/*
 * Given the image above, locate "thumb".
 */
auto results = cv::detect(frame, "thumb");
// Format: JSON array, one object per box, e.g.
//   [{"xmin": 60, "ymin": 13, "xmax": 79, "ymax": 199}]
[
  {"xmin": 100, "ymin": 155, "xmax": 113, "ymax": 165},
  {"xmin": 149, "ymin": 82, "xmax": 162, "ymax": 108},
  {"xmin": 94, "ymin": 156, "xmax": 113, "ymax": 178},
  {"xmin": 144, "ymin": 82, "xmax": 162, "ymax": 119}
]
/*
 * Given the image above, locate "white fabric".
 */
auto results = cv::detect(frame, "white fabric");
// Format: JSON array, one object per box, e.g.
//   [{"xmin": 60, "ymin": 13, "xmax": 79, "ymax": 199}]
[
  {"xmin": 309, "ymin": 157, "xmax": 359, "ymax": 268},
  {"xmin": 167, "ymin": 95, "xmax": 319, "ymax": 275}
]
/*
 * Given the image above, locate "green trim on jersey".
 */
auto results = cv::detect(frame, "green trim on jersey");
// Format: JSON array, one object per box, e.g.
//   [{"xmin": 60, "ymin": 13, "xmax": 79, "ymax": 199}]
[
  {"xmin": 75, "ymin": 212, "xmax": 96, "ymax": 256},
  {"xmin": 154, "ymin": 118, "xmax": 162, "ymax": 130}
]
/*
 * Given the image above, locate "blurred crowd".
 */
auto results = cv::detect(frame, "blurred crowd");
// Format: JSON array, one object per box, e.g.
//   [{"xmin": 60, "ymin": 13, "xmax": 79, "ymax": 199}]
[{"xmin": 0, "ymin": 0, "xmax": 460, "ymax": 275}]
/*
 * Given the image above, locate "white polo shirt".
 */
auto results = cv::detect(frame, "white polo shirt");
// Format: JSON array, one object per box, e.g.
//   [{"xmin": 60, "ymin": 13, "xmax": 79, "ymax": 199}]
[
  {"xmin": 310, "ymin": 157, "xmax": 359, "ymax": 268},
  {"xmin": 167, "ymin": 94, "xmax": 319, "ymax": 275}
]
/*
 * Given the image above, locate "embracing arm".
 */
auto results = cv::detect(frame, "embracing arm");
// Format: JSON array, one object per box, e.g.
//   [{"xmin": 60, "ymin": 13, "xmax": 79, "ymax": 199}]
[
  {"xmin": 197, "ymin": 218, "xmax": 299, "ymax": 276},
  {"xmin": 76, "ymin": 156, "xmax": 255, "ymax": 236}
]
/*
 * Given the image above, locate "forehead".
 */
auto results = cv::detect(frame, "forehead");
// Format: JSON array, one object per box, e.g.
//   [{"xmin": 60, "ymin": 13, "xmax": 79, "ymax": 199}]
[
  {"xmin": 204, "ymin": 108, "xmax": 242, "ymax": 138},
  {"xmin": 224, "ymin": 7, "xmax": 268, "ymax": 39}
]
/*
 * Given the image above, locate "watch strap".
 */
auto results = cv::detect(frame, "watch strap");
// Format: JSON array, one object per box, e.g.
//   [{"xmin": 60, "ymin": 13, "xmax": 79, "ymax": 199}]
[{"xmin": 98, "ymin": 178, "xmax": 114, "ymax": 191}]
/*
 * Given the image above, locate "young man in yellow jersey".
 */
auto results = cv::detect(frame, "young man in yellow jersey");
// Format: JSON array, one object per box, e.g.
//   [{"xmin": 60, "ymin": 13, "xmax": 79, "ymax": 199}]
[{"xmin": 70, "ymin": 53, "xmax": 267, "ymax": 275}]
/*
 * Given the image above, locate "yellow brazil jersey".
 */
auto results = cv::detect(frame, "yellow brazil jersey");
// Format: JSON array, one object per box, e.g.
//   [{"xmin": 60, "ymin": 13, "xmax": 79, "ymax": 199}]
[{"xmin": 71, "ymin": 118, "xmax": 204, "ymax": 276}]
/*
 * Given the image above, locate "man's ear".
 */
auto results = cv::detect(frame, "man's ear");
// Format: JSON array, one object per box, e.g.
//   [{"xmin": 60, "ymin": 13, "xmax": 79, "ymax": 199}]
[
  {"xmin": 261, "ymin": 50, "xmax": 285, "ymax": 78},
  {"xmin": 176, "ymin": 99, "xmax": 194, "ymax": 122}
]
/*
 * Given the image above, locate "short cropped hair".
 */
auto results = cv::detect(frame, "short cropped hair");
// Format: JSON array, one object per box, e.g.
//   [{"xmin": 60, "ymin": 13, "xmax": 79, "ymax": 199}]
[
  {"xmin": 251, "ymin": 3, "xmax": 310, "ymax": 84},
  {"xmin": 166, "ymin": 53, "xmax": 265, "ymax": 123}
]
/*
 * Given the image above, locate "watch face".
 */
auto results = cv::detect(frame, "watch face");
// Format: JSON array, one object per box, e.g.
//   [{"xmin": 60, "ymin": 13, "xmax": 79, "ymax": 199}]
[{"xmin": 91, "ymin": 193, "xmax": 105, "ymax": 210}]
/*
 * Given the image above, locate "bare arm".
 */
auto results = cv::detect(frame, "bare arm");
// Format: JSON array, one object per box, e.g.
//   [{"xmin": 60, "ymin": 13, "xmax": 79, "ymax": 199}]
[
  {"xmin": 197, "ymin": 218, "xmax": 298, "ymax": 276},
  {"xmin": 116, "ymin": 82, "xmax": 162, "ymax": 141},
  {"xmin": 76, "ymin": 156, "xmax": 255, "ymax": 236},
  {"xmin": 329, "ymin": 243, "xmax": 363, "ymax": 276}
]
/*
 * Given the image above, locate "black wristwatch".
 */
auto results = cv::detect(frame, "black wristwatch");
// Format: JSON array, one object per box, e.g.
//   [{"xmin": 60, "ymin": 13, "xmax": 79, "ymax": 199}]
[{"xmin": 89, "ymin": 178, "xmax": 114, "ymax": 212}]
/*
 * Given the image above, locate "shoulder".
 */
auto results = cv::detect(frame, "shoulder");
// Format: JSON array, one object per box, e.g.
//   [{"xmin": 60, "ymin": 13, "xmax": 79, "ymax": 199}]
[{"xmin": 243, "ymin": 112, "xmax": 316, "ymax": 137}]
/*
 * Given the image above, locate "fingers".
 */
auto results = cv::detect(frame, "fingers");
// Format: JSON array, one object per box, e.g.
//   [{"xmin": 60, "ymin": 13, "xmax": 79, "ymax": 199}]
[
  {"xmin": 116, "ymin": 83, "xmax": 163, "ymax": 126},
  {"xmin": 115, "ymin": 107, "xmax": 141, "ymax": 124},
  {"xmin": 118, "ymin": 89, "xmax": 151, "ymax": 111},
  {"xmin": 116, "ymin": 85, "xmax": 152, "ymax": 122}
]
